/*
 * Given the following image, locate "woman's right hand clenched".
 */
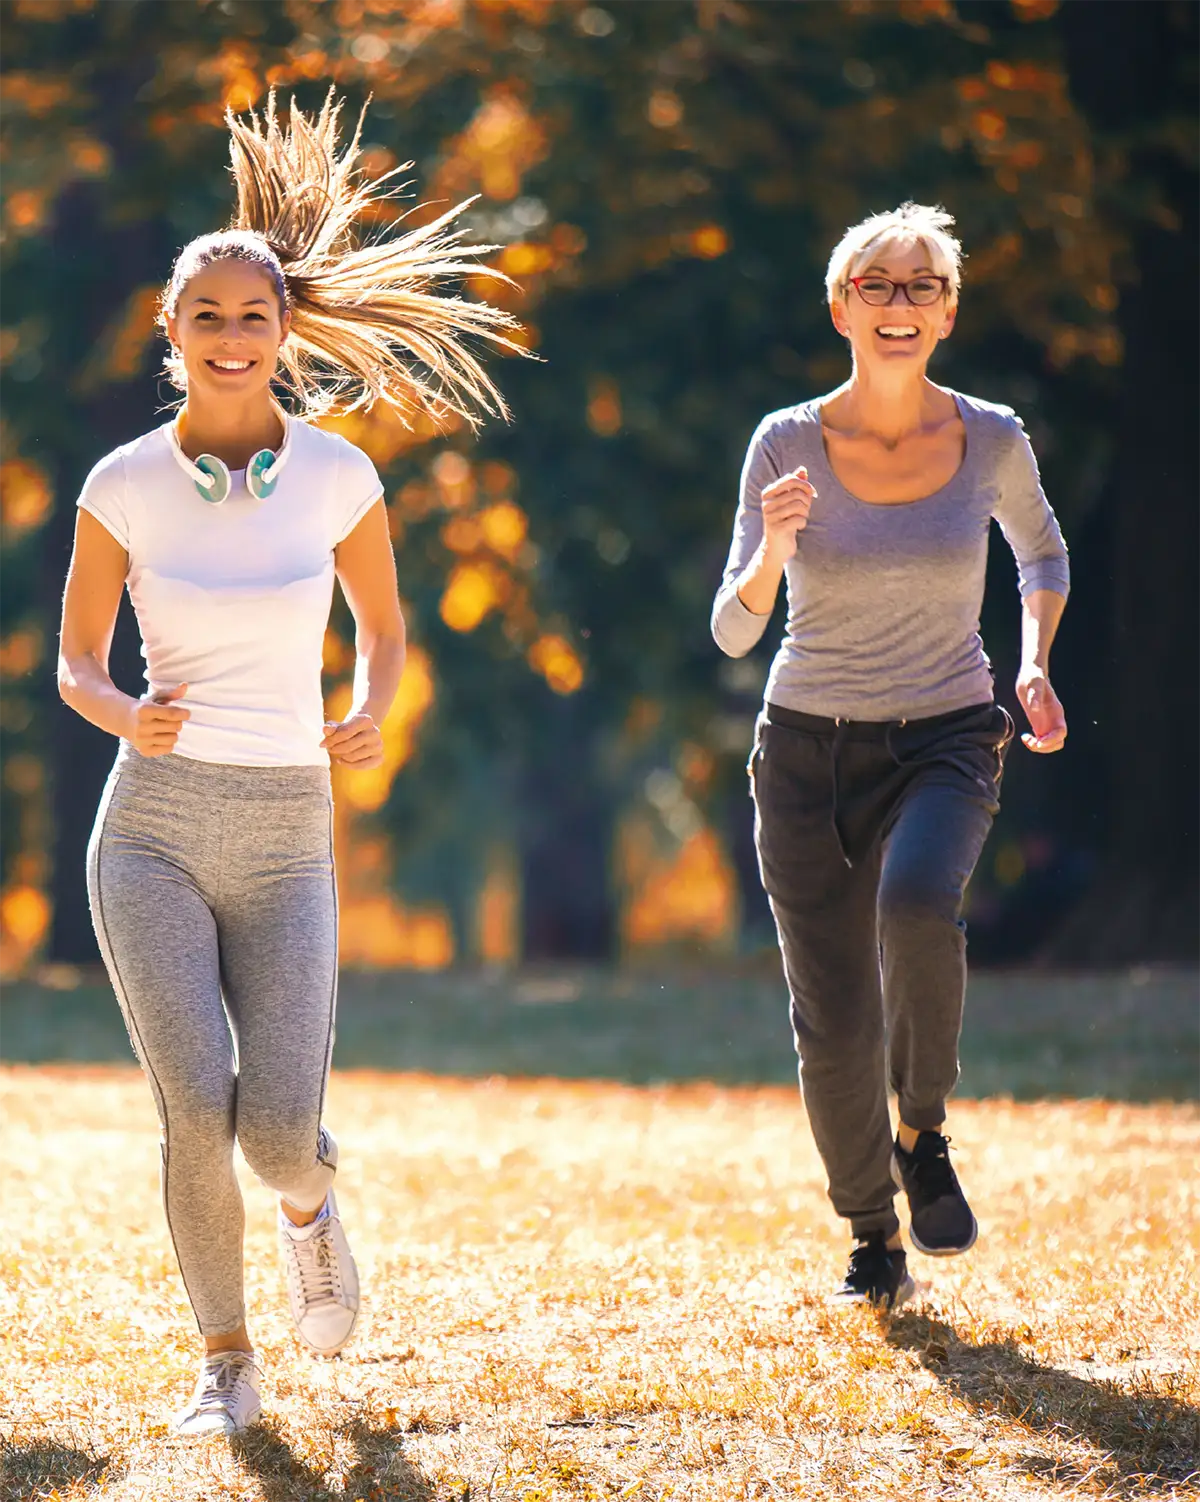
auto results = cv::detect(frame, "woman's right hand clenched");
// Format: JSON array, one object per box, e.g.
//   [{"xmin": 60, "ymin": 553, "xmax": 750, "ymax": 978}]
[
  {"xmin": 760, "ymin": 467, "xmax": 817, "ymax": 564},
  {"xmin": 127, "ymin": 683, "xmax": 190, "ymax": 757}
]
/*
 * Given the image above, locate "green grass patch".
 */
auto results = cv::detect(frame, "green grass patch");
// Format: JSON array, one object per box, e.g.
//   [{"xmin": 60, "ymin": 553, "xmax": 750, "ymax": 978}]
[{"xmin": 2, "ymin": 965, "xmax": 1195, "ymax": 1099}]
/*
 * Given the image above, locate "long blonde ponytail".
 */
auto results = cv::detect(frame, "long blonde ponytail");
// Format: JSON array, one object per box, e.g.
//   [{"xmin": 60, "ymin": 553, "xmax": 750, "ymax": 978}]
[{"xmin": 161, "ymin": 89, "xmax": 525, "ymax": 426}]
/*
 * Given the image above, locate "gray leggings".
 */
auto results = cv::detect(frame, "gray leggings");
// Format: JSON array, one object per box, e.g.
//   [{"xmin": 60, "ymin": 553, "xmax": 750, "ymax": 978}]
[
  {"xmin": 750, "ymin": 700, "xmax": 1013, "ymax": 1241},
  {"xmin": 87, "ymin": 750, "xmax": 340, "ymax": 1336}
]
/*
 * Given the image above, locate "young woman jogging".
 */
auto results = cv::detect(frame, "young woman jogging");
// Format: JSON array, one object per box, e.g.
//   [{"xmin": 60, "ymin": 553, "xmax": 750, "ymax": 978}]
[
  {"xmin": 58, "ymin": 93, "xmax": 520, "ymax": 1435},
  {"xmin": 712, "ymin": 203, "xmax": 1069, "ymax": 1311}
]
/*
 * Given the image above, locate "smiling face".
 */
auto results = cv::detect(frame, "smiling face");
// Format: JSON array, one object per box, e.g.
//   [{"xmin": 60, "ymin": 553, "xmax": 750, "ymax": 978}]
[
  {"xmin": 830, "ymin": 238, "xmax": 956, "ymax": 370},
  {"xmin": 164, "ymin": 258, "xmax": 291, "ymax": 404}
]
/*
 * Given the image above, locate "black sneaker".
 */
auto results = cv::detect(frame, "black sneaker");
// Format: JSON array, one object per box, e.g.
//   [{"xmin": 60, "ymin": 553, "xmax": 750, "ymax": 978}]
[
  {"xmin": 891, "ymin": 1132, "xmax": 978, "ymax": 1256},
  {"xmin": 832, "ymin": 1232, "xmax": 915, "ymax": 1311}
]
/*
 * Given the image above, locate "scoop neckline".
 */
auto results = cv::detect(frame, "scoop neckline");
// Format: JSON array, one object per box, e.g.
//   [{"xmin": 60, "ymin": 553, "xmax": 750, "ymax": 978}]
[
  {"xmin": 161, "ymin": 412, "xmax": 292, "ymax": 472},
  {"xmin": 808, "ymin": 390, "xmax": 972, "ymax": 509}
]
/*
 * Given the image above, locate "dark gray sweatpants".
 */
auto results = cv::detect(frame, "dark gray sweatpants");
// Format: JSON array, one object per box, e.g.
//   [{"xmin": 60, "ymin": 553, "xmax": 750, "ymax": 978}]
[
  {"xmin": 750, "ymin": 699, "xmax": 1013, "ymax": 1241},
  {"xmin": 87, "ymin": 750, "xmax": 340, "ymax": 1336}
]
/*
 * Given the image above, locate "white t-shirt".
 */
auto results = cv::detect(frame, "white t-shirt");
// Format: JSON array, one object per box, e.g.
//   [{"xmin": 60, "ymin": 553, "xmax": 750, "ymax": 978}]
[{"xmin": 77, "ymin": 416, "xmax": 384, "ymax": 766}]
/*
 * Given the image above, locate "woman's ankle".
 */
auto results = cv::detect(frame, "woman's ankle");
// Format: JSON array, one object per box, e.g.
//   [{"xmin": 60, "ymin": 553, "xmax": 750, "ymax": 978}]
[
  {"xmin": 204, "ymin": 1325, "xmax": 253, "ymax": 1356},
  {"xmin": 280, "ymin": 1197, "xmax": 321, "ymax": 1227}
]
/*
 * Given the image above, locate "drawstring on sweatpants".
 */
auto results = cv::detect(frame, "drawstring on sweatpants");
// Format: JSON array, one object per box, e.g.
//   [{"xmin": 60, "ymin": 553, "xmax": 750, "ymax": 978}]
[
  {"xmin": 884, "ymin": 717, "xmax": 907, "ymax": 765},
  {"xmin": 829, "ymin": 716, "xmax": 907, "ymax": 867},
  {"xmin": 829, "ymin": 720, "xmax": 852, "ymax": 867}
]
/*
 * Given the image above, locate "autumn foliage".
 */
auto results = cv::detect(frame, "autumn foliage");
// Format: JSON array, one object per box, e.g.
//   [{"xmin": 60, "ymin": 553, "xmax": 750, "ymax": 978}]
[{"xmin": 1, "ymin": 0, "xmax": 1195, "ymax": 969}]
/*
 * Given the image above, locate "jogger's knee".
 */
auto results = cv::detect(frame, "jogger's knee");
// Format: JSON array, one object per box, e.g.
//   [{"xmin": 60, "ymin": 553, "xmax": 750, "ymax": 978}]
[
  {"xmin": 164, "ymin": 1076, "xmax": 237, "ymax": 1151},
  {"xmin": 877, "ymin": 867, "xmax": 962, "ymax": 932},
  {"xmin": 237, "ymin": 1110, "xmax": 324, "ymax": 1191}
]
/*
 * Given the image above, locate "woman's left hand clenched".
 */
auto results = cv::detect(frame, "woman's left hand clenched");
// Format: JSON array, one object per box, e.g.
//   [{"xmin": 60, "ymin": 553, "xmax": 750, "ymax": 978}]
[
  {"xmin": 1016, "ymin": 667, "xmax": 1067, "ymax": 754},
  {"xmin": 322, "ymin": 712, "xmax": 385, "ymax": 769}
]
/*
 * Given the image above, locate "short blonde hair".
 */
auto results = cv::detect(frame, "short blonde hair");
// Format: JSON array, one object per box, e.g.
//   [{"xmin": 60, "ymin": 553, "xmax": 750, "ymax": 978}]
[{"xmin": 825, "ymin": 202, "xmax": 962, "ymax": 307}]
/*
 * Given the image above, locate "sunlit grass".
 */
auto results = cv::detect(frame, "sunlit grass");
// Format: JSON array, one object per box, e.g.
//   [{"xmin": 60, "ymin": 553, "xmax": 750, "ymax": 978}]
[
  {"xmin": 4, "ymin": 965, "xmax": 1198, "ymax": 1099},
  {"xmin": 2, "ymin": 1068, "xmax": 1197, "ymax": 1500}
]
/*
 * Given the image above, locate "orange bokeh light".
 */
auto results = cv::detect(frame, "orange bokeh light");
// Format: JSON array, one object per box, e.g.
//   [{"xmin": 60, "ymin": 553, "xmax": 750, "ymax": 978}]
[
  {"xmin": 6, "ymin": 189, "xmax": 47, "ymax": 234},
  {"xmin": 478, "ymin": 501, "xmax": 527, "ymax": 561},
  {"xmin": 690, "ymin": 224, "xmax": 729, "ymax": 260},
  {"xmin": 478, "ymin": 846, "xmax": 520, "ymax": 965},
  {"xmin": 621, "ymin": 826, "xmax": 739, "ymax": 954},
  {"xmin": 328, "ymin": 646, "xmax": 437, "ymax": 814},
  {"xmin": 435, "ymin": 86, "xmax": 549, "ymax": 204},
  {"xmin": 974, "ymin": 109, "xmax": 1007, "ymax": 143},
  {"xmin": 587, "ymin": 377, "xmax": 622, "ymax": 438},
  {"xmin": 1, "ymin": 884, "xmax": 49, "ymax": 946},
  {"xmin": 528, "ymin": 634, "xmax": 584, "ymax": 695},
  {"xmin": 441, "ymin": 562, "xmax": 509, "ymax": 633},
  {"xmin": 0, "ymin": 629, "xmax": 43, "ymax": 679},
  {"xmin": 1, "ymin": 460, "xmax": 52, "ymax": 533}
]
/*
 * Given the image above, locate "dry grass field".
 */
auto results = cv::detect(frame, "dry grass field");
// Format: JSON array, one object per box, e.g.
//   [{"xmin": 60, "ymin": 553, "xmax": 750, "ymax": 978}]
[{"xmin": 2, "ymin": 1066, "xmax": 1197, "ymax": 1501}]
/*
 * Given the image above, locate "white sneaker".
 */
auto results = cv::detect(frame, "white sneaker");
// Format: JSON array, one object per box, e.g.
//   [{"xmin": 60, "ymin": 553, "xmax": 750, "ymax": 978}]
[
  {"xmin": 172, "ymin": 1350, "xmax": 262, "ymax": 1437},
  {"xmin": 279, "ymin": 1191, "xmax": 360, "ymax": 1357}
]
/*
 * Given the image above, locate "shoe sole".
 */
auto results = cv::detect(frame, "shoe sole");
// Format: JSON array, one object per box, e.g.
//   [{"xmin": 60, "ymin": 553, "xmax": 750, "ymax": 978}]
[
  {"xmin": 908, "ymin": 1217, "xmax": 977, "ymax": 1257},
  {"xmin": 889, "ymin": 1270, "xmax": 916, "ymax": 1311},
  {"xmin": 173, "ymin": 1397, "xmax": 262, "ymax": 1438},
  {"xmin": 234, "ymin": 1398, "xmax": 263, "ymax": 1433},
  {"xmin": 831, "ymin": 1270, "xmax": 915, "ymax": 1313},
  {"xmin": 891, "ymin": 1155, "xmax": 978, "ymax": 1257}
]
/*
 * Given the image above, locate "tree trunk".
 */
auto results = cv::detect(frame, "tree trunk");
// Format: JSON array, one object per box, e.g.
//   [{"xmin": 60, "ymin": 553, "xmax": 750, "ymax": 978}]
[
  {"xmin": 43, "ymin": 197, "xmax": 171, "ymax": 963},
  {"xmin": 45, "ymin": 420, "xmax": 155, "ymax": 963},
  {"xmin": 1045, "ymin": 1, "xmax": 1199, "ymax": 962},
  {"xmin": 518, "ymin": 698, "xmax": 616, "ymax": 961}
]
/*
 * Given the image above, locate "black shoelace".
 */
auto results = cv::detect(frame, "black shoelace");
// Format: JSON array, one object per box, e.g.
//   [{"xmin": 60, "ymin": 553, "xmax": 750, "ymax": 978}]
[
  {"xmin": 846, "ymin": 1235, "xmax": 890, "ymax": 1284},
  {"xmin": 907, "ymin": 1135, "xmax": 957, "ymax": 1199}
]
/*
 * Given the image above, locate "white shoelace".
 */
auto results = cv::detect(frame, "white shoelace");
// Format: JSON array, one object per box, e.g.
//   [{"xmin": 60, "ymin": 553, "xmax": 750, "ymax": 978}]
[
  {"xmin": 287, "ymin": 1219, "xmax": 342, "ymax": 1309},
  {"xmin": 192, "ymin": 1352, "xmax": 257, "ymax": 1416}
]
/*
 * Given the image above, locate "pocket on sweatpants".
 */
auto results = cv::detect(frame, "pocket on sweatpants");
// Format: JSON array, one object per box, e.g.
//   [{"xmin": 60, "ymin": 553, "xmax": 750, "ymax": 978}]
[
  {"xmin": 746, "ymin": 712, "xmax": 768, "ymax": 784},
  {"xmin": 993, "ymin": 704, "xmax": 1016, "ymax": 782}
]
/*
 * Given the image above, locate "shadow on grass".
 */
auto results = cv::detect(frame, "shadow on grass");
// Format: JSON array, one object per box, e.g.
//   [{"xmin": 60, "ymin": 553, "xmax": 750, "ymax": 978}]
[
  {"xmin": 0, "ymin": 1437, "xmax": 118, "ymax": 1496},
  {"xmin": 231, "ymin": 1417, "xmax": 435, "ymax": 1501},
  {"xmin": 885, "ymin": 1311, "xmax": 1200, "ymax": 1493}
]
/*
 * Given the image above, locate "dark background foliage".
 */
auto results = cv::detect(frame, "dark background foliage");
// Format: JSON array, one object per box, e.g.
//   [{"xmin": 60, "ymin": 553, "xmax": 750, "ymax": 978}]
[{"xmin": 1, "ymin": 0, "xmax": 1195, "ymax": 970}]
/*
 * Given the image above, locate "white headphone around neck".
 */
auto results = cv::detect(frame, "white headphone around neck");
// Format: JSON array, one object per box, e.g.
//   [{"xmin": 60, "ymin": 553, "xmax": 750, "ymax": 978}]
[{"xmin": 166, "ymin": 417, "xmax": 293, "ymax": 505}]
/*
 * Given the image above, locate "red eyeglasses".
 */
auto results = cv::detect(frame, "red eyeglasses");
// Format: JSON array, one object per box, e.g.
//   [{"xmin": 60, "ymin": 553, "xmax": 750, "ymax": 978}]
[{"xmin": 846, "ymin": 275, "xmax": 950, "ymax": 307}]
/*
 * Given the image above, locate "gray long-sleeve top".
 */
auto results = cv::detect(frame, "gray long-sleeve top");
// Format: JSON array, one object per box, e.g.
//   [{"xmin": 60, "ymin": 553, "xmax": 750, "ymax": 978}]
[{"xmin": 711, "ymin": 391, "xmax": 1070, "ymax": 722}]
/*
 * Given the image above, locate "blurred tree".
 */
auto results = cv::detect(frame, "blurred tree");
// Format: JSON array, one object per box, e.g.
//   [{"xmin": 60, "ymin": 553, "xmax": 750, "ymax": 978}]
[
  {"xmin": 333, "ymin": 0, "xmax": 1123, "ymax": 961},
  {"xmin": 1, "ymin": 0, "xmax": 1194, "ymax": 968},
  {"xmin": 2, "ymin": 0, "xmax": 281, "ymax": 963},
  {"xmin": 1043, "ymin": 0, "xmax": 1199, "ymax": 961}
]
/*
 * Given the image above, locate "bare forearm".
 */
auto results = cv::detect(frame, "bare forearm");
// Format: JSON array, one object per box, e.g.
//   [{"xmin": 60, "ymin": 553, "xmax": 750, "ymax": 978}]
[
  {"xmin": 1020, "ymin": 588, "xmax": 1066, "ymax": 671},
  {"xmin": 58, "ymin": 652, "xmax": 136, "ymax": 740},
  {"xmin": 350, "ymin": 628, "xmax": 406, "ymax": 726},
  {"xmin": 735, "ymin": 543, "xmax": 787, "ymax": 617}
]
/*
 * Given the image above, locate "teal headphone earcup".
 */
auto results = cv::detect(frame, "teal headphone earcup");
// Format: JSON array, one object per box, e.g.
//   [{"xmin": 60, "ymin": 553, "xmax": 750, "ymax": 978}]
[
  {"xmin": 247, "ymin": 449, "xmax": 278, "ymax": 500},
  {"xmin": 193, "ymin": 454, "xmax": 231, "ymax": 505},
  {"xmin": 188, "ymin": 448, "xmax": 278, "ymax": 503}
]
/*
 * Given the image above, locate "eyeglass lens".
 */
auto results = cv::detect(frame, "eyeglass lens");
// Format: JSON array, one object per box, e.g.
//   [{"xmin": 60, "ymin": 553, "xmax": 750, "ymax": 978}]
[{"xmin": 855, "ymin": 277, "xmax": 945, "ymax": 306}]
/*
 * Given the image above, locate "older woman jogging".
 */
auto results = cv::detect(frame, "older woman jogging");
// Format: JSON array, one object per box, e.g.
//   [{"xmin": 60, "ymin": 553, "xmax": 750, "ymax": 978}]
[
  {"xmin": 712, "ymin": 203, "xmax": 1069, "ymax": 1311},
  {"xmin": 58, "ymin": 92, "xmax": 521, "ymax": 1435}
]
